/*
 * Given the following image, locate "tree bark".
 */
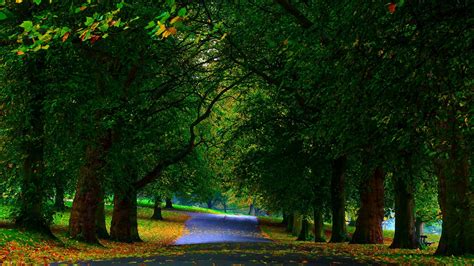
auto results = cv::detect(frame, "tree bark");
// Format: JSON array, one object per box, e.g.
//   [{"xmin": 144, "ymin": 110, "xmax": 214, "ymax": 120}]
[
  {"xmin": 330, "ymin": 155, "xmax": 349, "ymax": 242},
  {"xmin": 313, "ymin": 208, "xmax": 325, "ymax": 242},
  {"xmin": 390, "ymin": 171, "xmax": 417, "ymax": 249},
  {"xmin": 151, "ymin": 196, "xmax": 163, "ymax": 220},
  {"xmin": 15, "ymin": 93, "xmax": 51, "ymax": 235},
  {"xmin": 297, "ymin": 216, "xmax": 310, "ymax": 241},
  {"xmin": 286, "ymin": 212, "xmax": 294, "ymax": 232},
  {"xmin": 110, "ymin": 188, "xmax": 141, "ymax": 242},
  {"xmin": 96, "ymin": 190, "xmax": 109, "ymax": 239},
  {"xmin": 434, "ymin": 153, "xmax": 473, "ymax": 255},
  {"xmin": 165, "ymin": 197, "xmax": 173, "ymax": 209},
  {"xmin": 69, "ymin": 135, "xmax": 110, "ymax": 243},
  {"xmin": 350, "ymin": 167, "xmax": 385, "ymax": 244}
]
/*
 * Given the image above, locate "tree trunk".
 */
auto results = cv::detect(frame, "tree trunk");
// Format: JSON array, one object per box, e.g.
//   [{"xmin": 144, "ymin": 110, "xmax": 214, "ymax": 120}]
[
  {"xmin": 15, "ymin": 93, "xmax": 51, "ymax": 235},
  {"xmin": 68, "ymin": 139, "xmax": 109, "ymax": 243},
  {"xmin": 165, "ymin": 197, "xmax": 173, "ymax": 209},
  {"xmin": 415, "ymin": 218, "xmax": 424, "ymax": 246},
  {"xmin": 96, "ymin": 190, "xmax": 109, "ymax": 239},
  {"xmin": 297, "ymin": 216, "xmax": 310, "ymax": 241},
  {"xmin": 151, "ymin": 196, "xmax": 163, "ymax": 220},
  {"xmin": 110, "ymin": 188, "xmax": 141, "ymax": 242},
  {"xmin": 206, "ymin": 200, "xmax": 213, "ymax": 209},
  {"xmin": 435, "ymin": 153, "xmax": 473, "ymax": 255},
  {"xmin": 286, "ymin": 212, "xmax": 294, "ymax": 232},
  {"xmin": 350, "ymin": 167, "xmax": 385, "ymax": 244},
  {"xmin": 281, "ymin": 212, "xmax": 289, "ymax": 226},
  {"xmin": 330, "ymin": 155, "xmax": 349, "ymax": 242},
  {"xmin": 390, "ymin": 172, "xmax": 417, "ymax": 249},
  {"xmin": 313, "ymin": 208, "xmax": 325, "ymax": 242},
  {"xmin": 292, "ymin": 213, "xmax": 302, "ymax": 236},
  {"xmin": 54, "ymin": 180, "xmax": 66, "ymax": 211},
  {"xmin": 223, "ymin": 202, "xmax": 227, "ymax": 213}
]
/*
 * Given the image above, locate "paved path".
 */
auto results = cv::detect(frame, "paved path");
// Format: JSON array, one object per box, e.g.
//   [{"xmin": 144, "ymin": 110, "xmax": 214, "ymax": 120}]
[{"xmin": 174, "ymin": 212, "xmax": 271, "ymax": 245}]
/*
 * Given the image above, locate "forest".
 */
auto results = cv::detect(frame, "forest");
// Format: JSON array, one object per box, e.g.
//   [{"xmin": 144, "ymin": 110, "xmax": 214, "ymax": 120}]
[{"xmin": 0, "ymin": 0, "xmax": 472, "ymax": 263}]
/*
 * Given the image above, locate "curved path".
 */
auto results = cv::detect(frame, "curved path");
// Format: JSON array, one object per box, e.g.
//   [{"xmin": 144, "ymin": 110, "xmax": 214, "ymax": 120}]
[{"xmin": 174, "ymin": 212, "xmax": 271, "ymax": 245}]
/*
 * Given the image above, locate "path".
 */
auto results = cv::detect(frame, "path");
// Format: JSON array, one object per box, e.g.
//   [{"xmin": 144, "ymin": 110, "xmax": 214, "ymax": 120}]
[{"xmin": 174, "ymin": 212, "xmax": 271, "ymax": 245}]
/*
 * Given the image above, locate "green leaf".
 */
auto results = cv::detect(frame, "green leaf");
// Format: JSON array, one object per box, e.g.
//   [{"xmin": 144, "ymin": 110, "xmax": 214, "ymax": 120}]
[
  {"xmin": 0, "ymin": 11, "xmax": 7, "ymax": 20},
  {"xmin": 178, "ymin": 8, "xmax": 187, "ymax": 17},
  {"xmin": 399, "ymin": 0, "xmax": 405, "ymax": 7},
  {"xmin": 33, "ymin": 0, "xmax": 41, "ymax": 5},
  {"xmin": 20, "ymin": 21, "xmax": 34, "ymax": 32},
  {"xmin": 85, "ymin": 17, "xmax": 94, "ymax": 26},
  {"xmin": 116, "ymin": 2, "xmax": 123, "ymax": 9},
  {"xmin": 99, "ymin": 23, "xmax": 109, "ymax": 32},
  {"xmin": 145, "ymin": 21, "xmax": 155, "ymax": 30}
]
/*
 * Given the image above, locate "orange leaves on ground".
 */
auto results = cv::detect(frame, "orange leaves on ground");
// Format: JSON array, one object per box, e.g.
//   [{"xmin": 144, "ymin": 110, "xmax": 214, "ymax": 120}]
[{"xmin": 0, "ymin": 210, "xmax": 189, "ymax": 264}]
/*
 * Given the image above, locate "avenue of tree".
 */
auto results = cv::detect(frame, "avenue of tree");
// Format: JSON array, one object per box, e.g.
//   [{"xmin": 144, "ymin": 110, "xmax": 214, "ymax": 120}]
[{"xmin": 0, "ymin": 0, "xmax": 472, "ymax": 256}]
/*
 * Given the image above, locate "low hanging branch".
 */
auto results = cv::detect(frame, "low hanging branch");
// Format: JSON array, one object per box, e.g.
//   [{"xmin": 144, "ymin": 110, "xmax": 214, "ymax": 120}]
[{"xmin": 133, "ymin": 73, "xmax": 251, "ymax": 190}]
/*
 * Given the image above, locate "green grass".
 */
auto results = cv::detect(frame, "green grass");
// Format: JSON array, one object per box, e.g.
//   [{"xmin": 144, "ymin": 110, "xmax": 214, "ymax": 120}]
[{"xmin": 136, "ymin": 199, "xmax": 228, "ymax": 215}]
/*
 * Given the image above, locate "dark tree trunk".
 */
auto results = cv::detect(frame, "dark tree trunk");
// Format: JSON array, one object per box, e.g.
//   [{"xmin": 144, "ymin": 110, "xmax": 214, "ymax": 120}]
[
  {"xmin": 110, "ymin": 188, "xmax": 141, "ymax": 242},
  {"xmin": 390, "ymin": 171, "xmax": 417, "ymax": 249},
  {"xmin": 69, "ymin": 136, "xmax": 110, "ymax": 243},
  {"xmin": 15, "ymin": 93, "xmax": 51, "ymax": 235},
  {"xmin": 297, "ymin": 216, "xmax": 310, "ymax": 241},
  {"xmin": 350, "ymin": 167, "xmax": 385, "ymax": 244},
  {"xmin": 330, "ymin": 155, "xmax": 349, "ymax": 242},
  {"xmin": 223, "ymin": 202, "xmax": 227, "ymax": 213},
  {"xmin": 248, "ymin": 204, "xmax": 255, "ymax": 216},
  {"xmin": 151, "ymin": 196, "xmax": 163, "ymax": 220},
  {"xmin": 54, "ymin": 180, "xmax": 66, "ymax": 211},
  {"xmin": 206, "ymin": 200, "xmax": 213, "ymax": 209},
  {"xmin": 165, "ymin": 198, "xmax": 173, "ymax": 209},
  {"xmin": 281, "ymin": 212, "xmax": 289, "ymax": 226},
  {"xmin": 313, "ymin": 208, "xmax": 325, "ymax": 242},
  {"xmin": 286, "ymin": 213, "xmax": 294, "ymax": 232},
  {"xmin": 96, "ymin": 190, "xmax": 109, "ymax": 239},
  {"xmin": 435, "ymin": 153, "xmax": 473, "ymax": 255}
]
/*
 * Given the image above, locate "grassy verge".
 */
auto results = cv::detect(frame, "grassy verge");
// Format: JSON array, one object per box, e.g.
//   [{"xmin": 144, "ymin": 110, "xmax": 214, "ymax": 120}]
[
  {"xmin": 258, "ymin": 218, "xmax": 473, "ymax": 265},
  {"xmin": 0, "ymin": 205, "xmax": 189, "ymax": 264},
  {"xmin": 137, "ymin": 199, "xmax": 230, "ymax": 215}
]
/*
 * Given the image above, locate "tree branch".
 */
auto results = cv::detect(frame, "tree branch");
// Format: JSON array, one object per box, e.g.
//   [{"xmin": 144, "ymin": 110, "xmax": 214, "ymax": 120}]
[
  {"xmin": 133, "ymin": 73, "xmax": 251, "ymax": 189},
  {"xmin": 274, "ymin": 0, "xmax": 313, "ymax": 29}
]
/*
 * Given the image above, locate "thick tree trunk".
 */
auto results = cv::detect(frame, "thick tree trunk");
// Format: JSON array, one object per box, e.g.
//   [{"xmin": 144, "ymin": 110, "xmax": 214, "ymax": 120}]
[
  {"xmin": 151, "ymin": 197, "xmax": 163, "ymax": 220},
  {"xmin": 313, "ymin": 208, "xmax": 325, "ymax": 242},
  {"xmin": 69, "ymin": 139, "xmax": 109, "ymax": 243},
  {"xmin": 15, "ymin": 94, "xmax": 51, "ymax": 235},
  {"xmin": 330, "ymin": 155, "xmax": 349, "ymax": 242},
  {"xmin": 350, "ymin": 167, "xmax": 385, "ymax": 244},
  {"xmin": 165, "ymin": 198, "xmax": 173, "ymax": 209},
  {"xmin": 110, "ymin": 188, "xmax": 141, "ymax": 242},
  {"xmin": 435, "ymin": 153, "xmax": 473, "ymax": 255},
  {"xmin": 54, "ymin": 180, "xmax": 66, "ymax": 211},
  {"xmin": 96, "ymin": 191, "xmax": 109, "ymax": 239},
  {"xmin": 390, "ymin": 172, "xmax": 417, "ymax": 249},
  {"xmin": 297, "ymin": 216, "xmax": 310, "ymax": 241},
  {"xmin": 286, "ymin": 213, "xmax": 294, "ymax": 232}
]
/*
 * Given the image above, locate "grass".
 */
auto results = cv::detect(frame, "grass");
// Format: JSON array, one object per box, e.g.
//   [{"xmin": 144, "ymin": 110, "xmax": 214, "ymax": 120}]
[
  {"xmin": 0, "ymin": 205, "xmax": 189, "ymax": 264},
  {"xmin": 258, "ymin": 218, "xmax": 473, "ymax": 265},
  {"xmin": 137, "ymin": 199, "xmax": 230, "ymax": 215}
]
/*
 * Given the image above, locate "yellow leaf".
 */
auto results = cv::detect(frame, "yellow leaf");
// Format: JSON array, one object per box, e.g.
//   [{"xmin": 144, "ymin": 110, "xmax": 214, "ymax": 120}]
[
  {"xmin": 170, "ymin": 16, "xmax": 181, "ymax": 25},
  {"xmin": 16, "ymin": 0, "xmax": 23, "ymax": 3}
]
